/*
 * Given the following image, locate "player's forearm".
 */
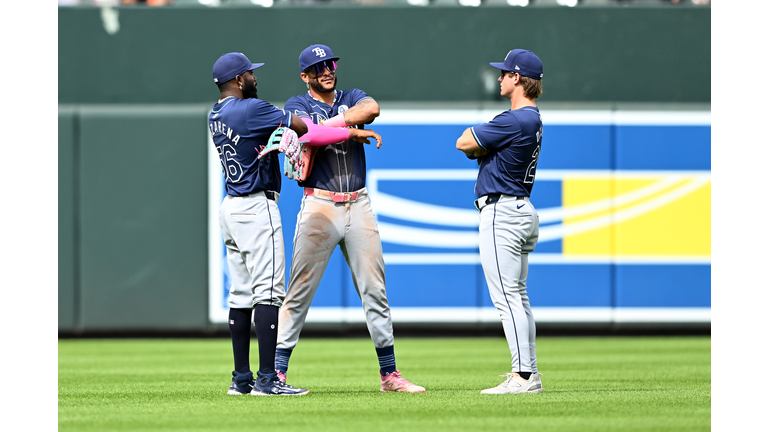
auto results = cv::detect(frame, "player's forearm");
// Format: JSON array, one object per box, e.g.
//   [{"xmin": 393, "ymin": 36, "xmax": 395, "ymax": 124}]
[
  {"xmin": 456, "ymin": 128, "xmax": 482, "ymax": 154},
  {"xmin": 457, "ymin": 128, "xmax": 489, "ymax": 160},
  {"xmin": 289, "ymin": 114, "xmax": 309, "ymax": 136},
  {"xmin": 325, "ymin": 98, "xmax": 380, "ymax": 127},
  {"xmin": 299, "ymin": 119, "xmax": 350, "ymax": 146}
]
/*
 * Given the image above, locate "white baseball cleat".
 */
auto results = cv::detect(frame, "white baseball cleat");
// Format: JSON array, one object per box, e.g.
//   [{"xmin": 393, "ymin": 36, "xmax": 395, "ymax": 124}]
[{"xmin": 481, "ymin": 372, "xmax": 544, "ymax": 394}]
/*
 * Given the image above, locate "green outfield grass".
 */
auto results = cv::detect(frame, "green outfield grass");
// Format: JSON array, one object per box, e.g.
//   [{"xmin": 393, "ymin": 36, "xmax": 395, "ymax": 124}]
[{"xmin": 58, "ymin": 336, "xmax": 710, "ymax": 432}]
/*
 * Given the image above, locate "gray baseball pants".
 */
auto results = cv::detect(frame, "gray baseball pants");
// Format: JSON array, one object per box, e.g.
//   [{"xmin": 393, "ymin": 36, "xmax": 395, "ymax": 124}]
[
  {"xmin": 277, "ymin": 187, "xmax": 395, "ymax": 350},
  {"xmin": 478, "ymin": 195, "xmax": 539, "ymax": 373},
  {"xmin": 219, "ymin": 191, "xmax": 285, "ymax": 309}
]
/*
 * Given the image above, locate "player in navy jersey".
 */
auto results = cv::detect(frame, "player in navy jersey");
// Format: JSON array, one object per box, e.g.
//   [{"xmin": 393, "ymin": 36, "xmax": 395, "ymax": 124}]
[
  {"xmin": 274, "ymin": 44, "xmax": 425, "ymax": 393},
  {"xmin": 209, "ymin": 52, "xmax": 312, "ymax": 396},
  {"xmin": 456, "ymin": 49, "xmax": 546, "ymax": 394}
]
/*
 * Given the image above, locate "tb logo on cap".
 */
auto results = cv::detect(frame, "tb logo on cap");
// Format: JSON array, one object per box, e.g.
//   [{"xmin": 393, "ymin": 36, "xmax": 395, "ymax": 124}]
[{"xmin": 313, "ymin": 47, "xmax": 327, "ymax": 57}]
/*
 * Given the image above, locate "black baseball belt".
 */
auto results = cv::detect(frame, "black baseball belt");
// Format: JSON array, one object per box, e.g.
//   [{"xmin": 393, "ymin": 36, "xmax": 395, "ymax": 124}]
[
  {"xmin": 237, "ymin": 190, "xmax": 279, "ymax": 202},
  {"xmin": 474, "ymin": 194, "xmax": 525, "ymax": 211}
]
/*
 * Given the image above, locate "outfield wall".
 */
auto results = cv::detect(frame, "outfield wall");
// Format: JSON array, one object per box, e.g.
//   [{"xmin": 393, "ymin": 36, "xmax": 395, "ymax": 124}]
[
  {"xmin": 58, "ymin": 4, "xmax": 710, "ymax": 334},
  {"xmin": 59, "ymin": 103, "xmax": 710, "ymax": 334}
]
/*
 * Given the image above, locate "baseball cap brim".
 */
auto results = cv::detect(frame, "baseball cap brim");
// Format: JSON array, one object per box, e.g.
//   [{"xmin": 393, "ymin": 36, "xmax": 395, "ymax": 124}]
[
  {"xmin": 489, "ymin": 62, "xmax": 509, "ymax": 71},
  {"xmin": 250, "ymin": 63, "xmax": 265, "ymax": 70}
]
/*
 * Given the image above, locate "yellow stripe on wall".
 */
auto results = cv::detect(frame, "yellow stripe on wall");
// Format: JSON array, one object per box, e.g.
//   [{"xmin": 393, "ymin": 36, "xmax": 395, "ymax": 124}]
[
  {"xmin": 562, "ymin": 176, "xmax": 711, "ymax": 256},
  {"xmin": 615, "ymin": 180, "xmax": 710, "ymax": 255},
  {"xmin": 563, "ymin": 178, "xmax": 613, "ymax": 255}
]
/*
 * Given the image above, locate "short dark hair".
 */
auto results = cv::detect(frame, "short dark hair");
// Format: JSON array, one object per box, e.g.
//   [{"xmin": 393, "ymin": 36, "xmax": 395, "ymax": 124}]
[{"xmin": 217, "ymin": 79, "xmax": 237, "ymax": 92}]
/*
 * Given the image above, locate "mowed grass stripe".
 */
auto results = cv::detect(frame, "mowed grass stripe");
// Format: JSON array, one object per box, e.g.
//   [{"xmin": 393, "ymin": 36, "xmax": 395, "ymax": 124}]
[{"xmin": 59, "ymin": 337, "xmax": 710, "ymax": 432}]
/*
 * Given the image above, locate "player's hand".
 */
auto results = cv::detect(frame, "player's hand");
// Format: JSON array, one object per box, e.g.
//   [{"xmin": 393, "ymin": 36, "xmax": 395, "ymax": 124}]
[
  {"xmin": 472, "ymin": 148, "xmax": 489, "ymax": 158},
  {"xmin": 349, "ymin": 128, "xmax": 382, "ymax": 149}
]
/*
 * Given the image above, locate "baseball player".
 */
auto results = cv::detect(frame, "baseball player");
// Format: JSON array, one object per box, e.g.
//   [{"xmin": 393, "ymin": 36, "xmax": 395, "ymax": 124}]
[
  {"xmin": 274, "ymin": 44, "xmax": 425, "ymax": 393},
  {"xmin": 209, "ymin": 52, "xmax": 314, "ymax": 397},
  {"xmin": 456, "ymin": 49, "xmax": 545, "ymax": 394}
]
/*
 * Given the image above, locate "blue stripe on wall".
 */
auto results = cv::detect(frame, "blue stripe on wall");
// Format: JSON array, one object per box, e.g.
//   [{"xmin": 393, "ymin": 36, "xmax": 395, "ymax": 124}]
[{"xmin": 615, "ymin": 264, "xmax": 711, "ymax": 307}]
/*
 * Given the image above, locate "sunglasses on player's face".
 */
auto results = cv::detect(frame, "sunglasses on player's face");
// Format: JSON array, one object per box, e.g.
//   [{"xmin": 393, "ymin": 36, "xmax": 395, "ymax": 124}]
[
  {"xmin": 310, "ymin": 60, "xmax": 337, "ymax": 76},
  {"xmin": 500, "ymin": 70, "xmax": 518, "ymax": 79}
]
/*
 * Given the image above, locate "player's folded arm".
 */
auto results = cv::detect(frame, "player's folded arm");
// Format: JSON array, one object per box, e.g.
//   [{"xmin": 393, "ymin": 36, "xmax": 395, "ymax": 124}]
[
  {"xmin": 457, "ymin": 127, "xmax": 487, "ymax": 158},
  {"xmin": 349, "ymin": 97, "xmax": 381, "ymax": 125},
  {"xmin": 324, "ymin": 97, "xmax": 379, "ymax": 128}
]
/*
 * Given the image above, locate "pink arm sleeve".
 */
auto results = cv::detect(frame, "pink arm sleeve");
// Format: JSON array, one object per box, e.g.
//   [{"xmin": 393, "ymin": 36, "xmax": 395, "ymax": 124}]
[
  {"xmin": 298, "ymin": 118, "xmax": 350, "ymax": 146},
  {"xmin": 322, "ymin": 114, "xmax": 347, "ymax": 128}
]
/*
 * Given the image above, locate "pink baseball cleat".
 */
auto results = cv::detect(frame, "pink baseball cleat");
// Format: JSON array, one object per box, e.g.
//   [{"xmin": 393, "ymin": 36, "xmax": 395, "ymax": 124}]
[{"xmin": 380, "ymin": 370, "xmax": 426, "ymax": 393}]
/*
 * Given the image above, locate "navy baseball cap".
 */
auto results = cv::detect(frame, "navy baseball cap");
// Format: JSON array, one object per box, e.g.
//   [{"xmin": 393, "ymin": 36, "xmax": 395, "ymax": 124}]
[
  {"xmin": 490, "ymin": 49, "xmax": 543, "ymax": 80},
  {"xmin": 212, "ymin": 52, "xmax": 264, "ymax": 84},
  {"xmin": 299, "ymin": 44, "xmax": 340, "ymax": 72}
]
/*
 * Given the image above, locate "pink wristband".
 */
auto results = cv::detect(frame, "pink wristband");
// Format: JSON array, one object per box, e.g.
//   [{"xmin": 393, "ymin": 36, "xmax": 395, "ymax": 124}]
[
  {"xmin": 299, "ymin": 118, "xmax": 350, "ymax": 146},
  {"xmin": 322, "ymin": 114, "xmax": 347, "ymax": 128}
]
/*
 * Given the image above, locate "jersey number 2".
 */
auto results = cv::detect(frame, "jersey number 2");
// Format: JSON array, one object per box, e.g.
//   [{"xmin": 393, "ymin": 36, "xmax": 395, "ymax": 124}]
[{"xmin": 524, "ymin": 127, "xmax": 542, "ymax": 184}]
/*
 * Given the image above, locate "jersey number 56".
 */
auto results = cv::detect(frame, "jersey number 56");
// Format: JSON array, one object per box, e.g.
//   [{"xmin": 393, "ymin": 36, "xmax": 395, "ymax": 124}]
[{"xmin": 217, "ymin": 143, "xmax": 244, "ymax": 183}]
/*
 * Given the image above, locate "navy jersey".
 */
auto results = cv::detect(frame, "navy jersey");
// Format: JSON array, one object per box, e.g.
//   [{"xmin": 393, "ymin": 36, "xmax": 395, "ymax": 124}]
[
  {"xmin": 208, "ymin": 97, "xmax": 292, "ymax": 196},
  {"xmin": 284, "ymin": 89, "xmax": 372, "ymax": 192},
  {"xmin": 471, "ymin": 107, "xmax": 543, "ymax": 198}
]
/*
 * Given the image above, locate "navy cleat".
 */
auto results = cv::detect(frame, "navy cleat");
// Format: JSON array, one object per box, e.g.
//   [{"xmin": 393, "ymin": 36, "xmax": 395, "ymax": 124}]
[
  {"xmin": 227, "ymin": 371, "xmax": 255, "ymax": 395},
  {"xmin": 251, "ymin": 371, "xmax": 310, "ymax": 396}
]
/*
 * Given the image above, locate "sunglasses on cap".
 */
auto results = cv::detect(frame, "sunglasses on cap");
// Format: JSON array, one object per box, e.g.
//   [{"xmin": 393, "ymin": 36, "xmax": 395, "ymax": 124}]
[{"xmin": 308, "ymin": 60, "xmax": 337, "ymax": 76}]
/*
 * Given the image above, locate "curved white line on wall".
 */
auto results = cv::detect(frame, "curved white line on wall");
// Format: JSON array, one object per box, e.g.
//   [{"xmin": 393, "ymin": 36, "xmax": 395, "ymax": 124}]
[
  {"xmin": 372, "ymin": 193, "xmax": 480, "ymax": 227},
  {"xmin": 377, "ymin": 222, "xmax": 479, "ymax": 248},
  {"xmin": 537, "ymin": 175, "xmax": 687, "ymax": 223},
  {"xmin": 373, "ymin": 175, "xmax": 704, "ymax": 228},
  {"xmin": 377, "ymin": 175, "xmax": 710, "ymax": 248},
  {"xmin": 538, "ymin": 176, "xmax": 710, "ymax": 241}
]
